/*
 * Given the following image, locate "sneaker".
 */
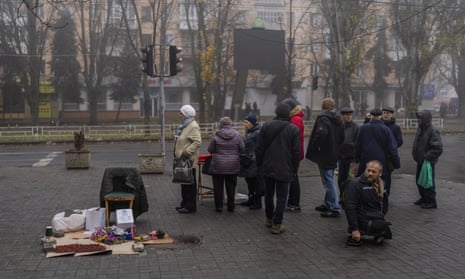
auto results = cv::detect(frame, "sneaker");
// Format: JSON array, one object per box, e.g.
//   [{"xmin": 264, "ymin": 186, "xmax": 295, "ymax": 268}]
[
  {"xmin": 413, "ymin": 198, "xmax": 424, "ymax": 205},
  {"xmin": 420, "ymin": 202, "xmax": 437, "ymax": 209},
  {"xmin": 315, "ymin": 204, "xmax": 328, "ymax": 212},
  {"xmin": 271, "ymin": 223, "xmax": 285, "ymax": 234},
  {"xmin": 265, "ymin": 218, "xmax": 273, "ymax": 228},
  {"xmin": 346, "ymin": 236, "xmax": 362, "ymax": 247},
  {"xmin": 287, "ymin": 205, "xmax": 301, "ymax": 212},
  {"xmin": 320, "ymin": 211, "xmax": 340, "ymax": 218}
]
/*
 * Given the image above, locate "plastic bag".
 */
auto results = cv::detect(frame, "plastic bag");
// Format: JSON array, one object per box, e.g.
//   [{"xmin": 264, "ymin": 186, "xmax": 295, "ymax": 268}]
[
  {"xmin": 417, "ymin": 160, "xmax": 433, "ymax": 189},
  {"xmin": 85, "ymin": 207, "xmax": 106, "ymax": 231},
  {"xmin": 52, "ymin": 210, "xmax": 86, "ymax": 232}
]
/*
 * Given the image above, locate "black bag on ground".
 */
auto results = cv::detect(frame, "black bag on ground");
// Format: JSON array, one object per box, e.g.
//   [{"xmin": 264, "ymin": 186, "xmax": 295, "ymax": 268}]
[{"xmin": 172, "ymin": 157, "xmax": 194, "ymax": 184}]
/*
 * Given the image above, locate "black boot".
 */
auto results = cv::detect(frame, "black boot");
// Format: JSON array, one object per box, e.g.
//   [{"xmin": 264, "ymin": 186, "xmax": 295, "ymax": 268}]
[
  {"xmin": 240, "ymin": 194, "xmax": 254, "ymax": 206},
  {"xmin": 249, "ymin": 194, "xmax": 262, "ymax": 210}
]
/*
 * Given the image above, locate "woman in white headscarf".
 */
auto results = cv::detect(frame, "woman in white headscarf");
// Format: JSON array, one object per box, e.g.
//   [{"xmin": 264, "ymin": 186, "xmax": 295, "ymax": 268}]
[{"xmin": 174, "ymin": 105, "xmax": 202, "ymax": 214}]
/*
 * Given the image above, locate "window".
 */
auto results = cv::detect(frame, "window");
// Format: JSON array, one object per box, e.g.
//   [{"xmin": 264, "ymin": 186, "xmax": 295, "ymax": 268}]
[
  {"xmin": 180, "ymin": 0, "xmax": 198, "ymax": 30},
  {"xmin": 97, "ymin": 90, "xmax": 107, "ymax": 111},
  {"xmin": 108, "ymin": 2, "xmax": 136, "ymax": 29},
  {"xmin": 256, "ymin": 7, "xmax": 284, "ymax": 30},
  {"xmin": 310, "ymin": 13, "xmax": 321, "ymax": 28},
  {"xmin": 141, "ymin": 34, "xmax": 152, "ymax": 46},
  {"xmin": 141, "ymin": 6, "xmax": 151, "ymax": 22}
]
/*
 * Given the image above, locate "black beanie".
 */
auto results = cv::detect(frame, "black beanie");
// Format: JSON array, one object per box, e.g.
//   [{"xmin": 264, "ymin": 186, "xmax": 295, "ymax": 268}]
[{"xmin": 275, "ymin": 103, "xmax": 291, "ymax": 119}]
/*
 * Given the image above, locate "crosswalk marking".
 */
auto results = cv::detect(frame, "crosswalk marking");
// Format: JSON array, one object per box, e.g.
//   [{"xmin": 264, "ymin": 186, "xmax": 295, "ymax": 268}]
[{"xmin": 32, "ymin": 152, "xmax": 61, "ymax": 167}]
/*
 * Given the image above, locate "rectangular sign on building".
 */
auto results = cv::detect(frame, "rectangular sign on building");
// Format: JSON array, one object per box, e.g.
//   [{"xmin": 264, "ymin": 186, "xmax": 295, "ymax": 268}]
[{"xmin": 233, "ymin": 29, "xmax": 285, "ymax": 73}]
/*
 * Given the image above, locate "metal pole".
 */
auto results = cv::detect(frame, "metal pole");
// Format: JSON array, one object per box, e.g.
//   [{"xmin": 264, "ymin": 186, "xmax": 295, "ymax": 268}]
[
  {"xmin": 160, "ymin": 0, "xmax": 167, "ymax": 157},
  {"xmin": 160, "ymin": 77, "xmax": 165, "ymax": 156}
]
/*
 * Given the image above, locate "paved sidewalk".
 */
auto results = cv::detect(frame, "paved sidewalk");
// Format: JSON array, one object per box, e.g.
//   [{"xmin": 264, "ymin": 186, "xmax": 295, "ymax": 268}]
[{"xmin": 1, "ymin": 153, "xmax": 465, "ymax": 279}]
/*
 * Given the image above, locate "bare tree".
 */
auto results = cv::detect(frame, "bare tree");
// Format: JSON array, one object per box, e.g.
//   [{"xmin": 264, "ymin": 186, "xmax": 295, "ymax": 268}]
[
  {"xmin": 320, "ymin": 0, "xmax": 375, "ymax": 107},
  {"xmin": 183, "ymin": 0, "xmax": 240, "ymax": 122},
  {"xmin": 390, "ymin": 0, "xmax": 457, "ymax": 117},
  {"xmin": 0, "ymin": 0, "xmax": 53, "ymax": 124}
]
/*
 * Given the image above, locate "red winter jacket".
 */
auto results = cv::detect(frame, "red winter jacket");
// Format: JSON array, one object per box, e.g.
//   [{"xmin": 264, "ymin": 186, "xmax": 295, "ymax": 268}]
[{"xmin": 290, "ymin": 110, "xmax": 305, "ymax": 160}]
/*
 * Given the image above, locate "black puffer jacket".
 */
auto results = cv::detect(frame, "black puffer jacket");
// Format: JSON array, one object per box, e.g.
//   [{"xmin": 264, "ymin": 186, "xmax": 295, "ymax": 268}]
[
  {"xmin": 344, "ymin": 175, "xmax": 385, "ymax": 233},
  {"xmin": 255, "ymin": 118, "xmax": 300, "ymax": 182},
  {"xmin": 412, "ymin": 110, "xmax": 443, "ymax": 164},
  {"xmin": 306, "ymin": 111, "xmax": 345, "ymax": 169}
]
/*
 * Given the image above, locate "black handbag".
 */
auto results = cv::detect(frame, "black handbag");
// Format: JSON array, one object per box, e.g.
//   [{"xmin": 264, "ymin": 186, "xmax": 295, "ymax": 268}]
[
  {"xmin": 172, "ymin": 157, "xmax": 194, "ymax": 184},
  {"xmin": 202, "ymin": 155, "xmax": 213, "ymax": 175},
  {"xmin": 239, "ymin": 154, "xmax": 253, "ymax": 168}
]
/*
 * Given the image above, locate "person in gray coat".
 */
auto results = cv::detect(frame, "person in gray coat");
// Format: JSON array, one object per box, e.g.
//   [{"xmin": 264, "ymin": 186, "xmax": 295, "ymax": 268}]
[{"xmin": 208, "ymin": 117, "xmax": 245, "ymax": 212}]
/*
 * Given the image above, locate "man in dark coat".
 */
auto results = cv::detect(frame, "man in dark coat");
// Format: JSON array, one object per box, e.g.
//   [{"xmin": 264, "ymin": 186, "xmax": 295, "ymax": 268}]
[
  {"xmin": 306, "ymin": 97, "xmax": 345, "ymax": 217},
  {"xmin": 256, "ymin": 103, "xmax": 300, "ymax": 234},
  {"xmin": 412, "ymin": 110, "xmax": 443, "ymax": 209},
  {"xmin": 382, "ymin": 106, "xmax": 403, "ymax": 148},
  {"xmin": 338, "ymin": 106, "xmax": 359, "ymax": 191},
  {"xmin": 355, "ymin": 108, "xmax": 400, "ymax": 214},
  {"xmin": 382, "ymin": 106, "xmax": 403, "ymax": 199},
  {"xmin": 344, "ymin": 160, "xmax": 392, "ymax": 246}
]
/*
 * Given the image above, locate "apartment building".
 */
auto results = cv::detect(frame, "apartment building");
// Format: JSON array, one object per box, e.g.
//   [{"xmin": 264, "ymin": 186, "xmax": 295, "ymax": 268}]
[{"xmin": 0, "ymin": 0, "xmax": 436, "ymax": 124}]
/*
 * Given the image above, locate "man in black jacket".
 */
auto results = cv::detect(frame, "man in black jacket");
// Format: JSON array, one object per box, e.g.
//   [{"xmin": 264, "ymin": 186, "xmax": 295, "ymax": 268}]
[
  {"xmin": 306, "ymin": 98, "xmax": 345, "ymax": 217},
  {"xmin": 256, "ymin": 103, "xmax": 300, "ymax": 234},
  {"xmin": 344, "ymin": 160, "xmax": 392, "ymax": 246},
  {"xmin": 412, "ymin": 110, "xmax": 443, "ymax": 209},
  {"xmin": 338, "ymin": 107, "xmax": 359, "ymax": 191}
]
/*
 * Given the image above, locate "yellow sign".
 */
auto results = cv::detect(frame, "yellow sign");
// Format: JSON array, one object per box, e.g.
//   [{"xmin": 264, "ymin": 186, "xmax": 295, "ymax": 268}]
[
  {"xmin": 39, "ymin": 94, "xmax": 51, "ymax": 118},
  {"xmin": 39, "ymin": 81, "xmax": 55, "ymax": 94}
]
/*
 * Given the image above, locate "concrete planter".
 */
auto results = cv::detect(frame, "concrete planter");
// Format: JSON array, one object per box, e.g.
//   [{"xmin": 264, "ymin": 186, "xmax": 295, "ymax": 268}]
[
  {"xmin": 138, "ymin": 153, "xmax": 165, "ymax": 174},
  {"xmin": 65, "ymin": 149, "xmax": 91, "ymax": 169}
]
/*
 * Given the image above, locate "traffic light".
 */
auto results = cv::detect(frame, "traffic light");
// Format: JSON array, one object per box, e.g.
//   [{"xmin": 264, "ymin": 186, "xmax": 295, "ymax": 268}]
[
  {"xmin": 169, "ymin": 45, "xmax": 182, "ymax": 76},
  {"xmin": 312, "ymin": 75, "xmax": 318, "ymax": 90},
  {"xmin": 141, "ymin": 45, "xmax": 154, "ymax": 77}
]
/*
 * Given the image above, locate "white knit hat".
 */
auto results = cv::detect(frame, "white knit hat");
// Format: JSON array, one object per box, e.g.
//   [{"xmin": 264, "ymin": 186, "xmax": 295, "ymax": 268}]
[{"xmin": 180, "ymin": 105, "xmax": 196, "ymax": 118}]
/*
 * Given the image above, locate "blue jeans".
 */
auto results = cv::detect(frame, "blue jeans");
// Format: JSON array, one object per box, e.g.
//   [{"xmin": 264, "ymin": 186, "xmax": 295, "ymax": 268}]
[
  {"xmin": 264, "ymin": 176, "xmax": 290, "ymax": 225},
  {"xmin": 318, "ymin": 165, "xmax": 340, "ymax": 212}
]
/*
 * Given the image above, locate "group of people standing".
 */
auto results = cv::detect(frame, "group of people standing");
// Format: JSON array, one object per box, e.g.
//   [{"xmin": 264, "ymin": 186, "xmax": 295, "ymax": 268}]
[{"xmin": 172, "ymin": 98, "xmax": 443, "ymax": 242}]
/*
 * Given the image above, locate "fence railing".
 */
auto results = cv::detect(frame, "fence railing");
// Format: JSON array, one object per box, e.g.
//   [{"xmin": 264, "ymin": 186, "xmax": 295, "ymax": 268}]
[{"xmin": 0, "ymin": 118, "xmax": 442, "ymax": 143}]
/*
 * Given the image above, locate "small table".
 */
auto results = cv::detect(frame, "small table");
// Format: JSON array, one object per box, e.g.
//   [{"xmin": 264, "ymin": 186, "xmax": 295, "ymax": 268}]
[
  {"xmin": 103, "ymin": 192, "xmax": 135, "ymax": 227},
  {"xmin": 197, "ymin": 154, "xmax": 214, "ymax": 201}
]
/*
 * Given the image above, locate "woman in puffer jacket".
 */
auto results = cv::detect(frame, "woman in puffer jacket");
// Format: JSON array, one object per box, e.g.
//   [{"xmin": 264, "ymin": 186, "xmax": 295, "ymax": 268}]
[{"xmin": 208, "ymin": 117, "xmax": 245, "ymax": 212}]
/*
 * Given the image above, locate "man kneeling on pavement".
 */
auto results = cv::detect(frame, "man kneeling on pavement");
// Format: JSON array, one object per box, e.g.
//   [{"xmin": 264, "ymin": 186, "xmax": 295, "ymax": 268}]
[{"xmin": 343, "ymin": 160, "xmax": 392, "ymax": 246}]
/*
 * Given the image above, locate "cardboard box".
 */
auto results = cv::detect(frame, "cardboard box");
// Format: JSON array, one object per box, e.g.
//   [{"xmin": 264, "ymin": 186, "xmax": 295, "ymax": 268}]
[{"xmin": 116, "ymin": 209, "xmax": 134, "ymax": 230}]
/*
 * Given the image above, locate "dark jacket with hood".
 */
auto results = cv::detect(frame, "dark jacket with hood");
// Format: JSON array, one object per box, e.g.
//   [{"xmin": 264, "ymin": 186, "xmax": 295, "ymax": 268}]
[
  {"xmin": 412, "ymin": 110, "xmax": 443, "ymax": 165},
  {"xmin": 255, "ymin": 117, "xmax": 300, "ymax": 182},
  {"xmin": 208, "ymin": 124, "xmax": 244, "ymax": 175},
  {"xmin": 384, "ymin": 118, "xmax": 403, "ymax": 148},
  {"xmin": 239, "ymin": 123, "xmax": 261, "ymax": 178},
  {"xmin": 344, "ymin": 175, "xmax": 385, "ymax": 233},
  {"xmin": 306, "ymin": 110, "xmax": 345, "ymax": 169}
]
